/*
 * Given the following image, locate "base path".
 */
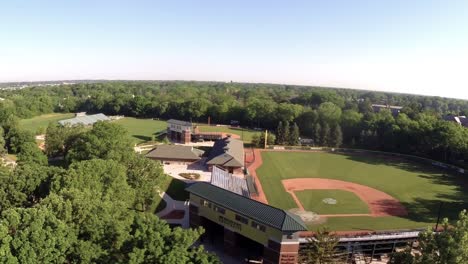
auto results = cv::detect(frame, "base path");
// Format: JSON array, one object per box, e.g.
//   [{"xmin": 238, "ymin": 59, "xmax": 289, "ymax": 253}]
[{"xmin": 283, "ymin": 178, "xmax": 407, "ymax": 217}]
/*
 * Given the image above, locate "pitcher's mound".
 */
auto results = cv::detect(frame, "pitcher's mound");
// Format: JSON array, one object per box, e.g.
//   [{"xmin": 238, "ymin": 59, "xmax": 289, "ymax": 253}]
[
  {"xmin": 322, "ymin": 198, "xmax": 337, "ymax": 205},
  {"xmin": 289, "ymin": 208, "xmax": 325, "ymax": 224}
]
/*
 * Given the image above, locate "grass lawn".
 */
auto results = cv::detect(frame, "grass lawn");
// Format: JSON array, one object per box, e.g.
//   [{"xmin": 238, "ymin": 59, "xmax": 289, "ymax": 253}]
[
  {"xmin": 19, "ymin": 113, "xmax": 74, "ymax": 134},
  {"xmin": 152, "ymin": 175, "xmax": 189, "ymax": 214},
  {"xmin": 196, "ymin": 125, "xmax": 259, "ymax": 144},
  {"xmin": 295, "ymin": 189, "xmax": 370, "ymax": 215},
  {"xmin": 114, "ymin": 117, "xmax": 167, "ymax": 144},
  {"xmin": 256, "ymin": 151, "xmax": 468, "ymax": 231}
]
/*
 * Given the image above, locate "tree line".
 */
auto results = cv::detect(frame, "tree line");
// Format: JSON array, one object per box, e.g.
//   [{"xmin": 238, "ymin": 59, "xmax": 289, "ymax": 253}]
[{"xmin": 0, "ymin": 80, "xmax": 466, "ymax": 166}]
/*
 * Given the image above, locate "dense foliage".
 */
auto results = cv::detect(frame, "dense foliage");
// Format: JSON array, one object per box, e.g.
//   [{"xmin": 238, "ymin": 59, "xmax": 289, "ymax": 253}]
[
  {"xmin": 2, "ymin": 81, "xmax": 466, "ymax": 166},
  {"xmin": 0, "ymin": 117, "xmax": 219, "ymax": 263}
]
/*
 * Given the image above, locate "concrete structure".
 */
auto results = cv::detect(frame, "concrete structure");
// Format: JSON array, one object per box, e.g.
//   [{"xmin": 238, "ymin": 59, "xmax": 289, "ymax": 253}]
[
  {"xmin": 186, "ymin": 182, "xmax": 307, "ymax": 264},
  {"xmin": 145, "ymin": 144, "xmax": 204, "ymax": 165},
  {"xmin": 371, "ymin": 104, "xmax": 403, "ymax": 116},
  {"xmin": 206, "ymin": 137, "xmax": 244, "ymax": 174},
  {"xmin": 167, "ymin": 119, "xmax": 193, "ymax": 144},
  {"xmin": 58, "ymin": 113, "xmax": 110, "ymax": 126}
]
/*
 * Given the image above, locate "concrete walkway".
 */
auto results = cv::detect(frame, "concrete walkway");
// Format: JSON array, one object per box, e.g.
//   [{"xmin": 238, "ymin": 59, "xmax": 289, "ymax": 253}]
[{"xmin": 156, "ymin": 191, "xmax": 190, "ymax": 228}]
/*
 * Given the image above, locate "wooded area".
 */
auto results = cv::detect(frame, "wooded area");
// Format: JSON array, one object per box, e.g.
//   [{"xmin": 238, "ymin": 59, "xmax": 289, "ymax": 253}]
[{"xmin": 1, "ymin": 81, "xmax": 466, "ymax": 167}]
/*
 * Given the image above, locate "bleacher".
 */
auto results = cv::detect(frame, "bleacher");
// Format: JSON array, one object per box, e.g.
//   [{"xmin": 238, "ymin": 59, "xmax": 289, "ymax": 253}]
[{"xmin": 210, "ymin": 166, "xmax": 250, "ymax": 197}]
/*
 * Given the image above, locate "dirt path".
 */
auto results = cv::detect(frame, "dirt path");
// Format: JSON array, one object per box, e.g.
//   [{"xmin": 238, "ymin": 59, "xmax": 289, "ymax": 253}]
[
  {"xmin": 247, "ymin": 149, "xmax": 268, "ymax": 204},
  {"xmin": 282, "ymin": 178, "xmax": 408, "ymax": 217}
]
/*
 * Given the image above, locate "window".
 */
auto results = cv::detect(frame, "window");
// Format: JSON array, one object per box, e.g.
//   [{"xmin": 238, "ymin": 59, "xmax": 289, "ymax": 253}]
[
  {"xmin": 235, "ymin": 214, "xmax": 248, "ymax": 224},
  {"xmin": 251, "ymin": 221, "xmax": 266, "ymax": 232},
  {"xmin": 200, "ymin": 199, "xmax": 211, "ymax": 208},
  {"xmin": 213, "ymin": 205, "xmax": 225, "ymax": 214}
]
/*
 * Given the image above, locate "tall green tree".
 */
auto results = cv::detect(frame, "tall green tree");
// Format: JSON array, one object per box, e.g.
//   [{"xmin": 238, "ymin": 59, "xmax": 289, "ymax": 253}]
[
  {"xmin": 313, "ymin": 123, "xmax": 322, "ymax": 146},
  {"xmin": 275, "ymin": 121, "xmax": 284, "ymax": 145},
  {"xmin": 300, "ymin": 228, "xmax": 342, "ymax": 264},
  {"xmin": 321, "ymin": 123, "xmax": 330, "ymax": 147},
  {"xmin": 283, "ymin": 121, "xmax": 290, "ymax": 146},
  {"xmin": 289, "ymin": 122, "xmax": 300, "ymax": 146},
  {"xmin": 330, "ymin": 125, "xmax": 343, "ymax": 148}
]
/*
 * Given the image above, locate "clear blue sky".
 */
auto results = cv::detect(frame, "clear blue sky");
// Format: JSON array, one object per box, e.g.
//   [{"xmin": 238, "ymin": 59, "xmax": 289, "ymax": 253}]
[{"xmin": 1, "ymin": 0, "xmax": 467, "ymax": 98}]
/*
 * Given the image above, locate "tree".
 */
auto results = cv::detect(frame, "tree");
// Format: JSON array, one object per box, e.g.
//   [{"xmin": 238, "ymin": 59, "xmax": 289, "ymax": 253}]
[
  {"xmin": 313, "ymin": 123, "xmax": 322, "ymax": 146},
  {"xmin": 251, "ymin": 133, "xmax": 261, "ymax": 148},
  {"xmin": 275, "ymin": 121, "xmax": 284, "ymax": 145},
  {"xmin": 0, "ymin": 127, "xmax": 6, "ymax": 155},
  {"xmin": 66, "ymin": 122, "xmax": 133, "ymax": 163},
  {"xmin": 318, "ymin": 102, "xmax": 342, "ymax": 125},
  {"xmin": 5, "ymin": 127, "xmax": 35, "ymax": 154},
  {"xmin": 288, "ymin": 122, "xmax": 300, "ymax": 146},
  {"xmin": 122, "ymin": 213, "xmax": 221, "ymax": 264},
  {"xmin": 283, "ymin": 121, "xmax": 290, "ymax": 146},
  {"xmin": 390, "ymin": 210, "xmax": 468, "ymax": 264},
  {"xmin": 0, "ymin": 207, "xmax": 75, "ymax": 264},
  {"xmin": 300, "ymin": 228, "xmax": 342, "ymax": 263},
  {"xmin": 330, "ymin": 125, "xmax": 343, "ymax": 148},
  {"xmin": 321, "ymin": 123, "xmax": 330, "ymax": 147},
  {"xmin": 126, "ymin": 154, "xmax": 165, "ymax": 211},
  {"xmin": 17, "ymin": 142, "xmax": 48, "ymax": 166}
]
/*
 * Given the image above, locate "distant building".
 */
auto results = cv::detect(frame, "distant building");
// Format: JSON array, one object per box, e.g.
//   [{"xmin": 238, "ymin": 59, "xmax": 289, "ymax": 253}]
[
  {"xmin": 206, "ymin": 137, "xmax": 244, "ymax": 174},
  {"xmin": 443, "ymin": 115, "xmax": 468, "ymax": 127},
  {"xmin": 167, "ymin": 119, "xmax": 193, "ymax": 144},
  {"xmin": 58, "ymin": 113, "xmax": 110, "ymax": 126},
  {"xmin": 145, "ymin": 144, "xmax": 204, "ymax": 165},
  {"xmin": 371, "ymin": 104, "xmax": 403, "ymax": 116},
  {"xmin": 186, "ymin": 182, "xmax": 307, "ymax": 263}
]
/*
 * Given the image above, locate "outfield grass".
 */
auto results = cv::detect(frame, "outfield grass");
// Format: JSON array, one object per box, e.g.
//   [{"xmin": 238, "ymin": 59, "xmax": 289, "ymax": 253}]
[
  {"xmin": 295, "ymin": 189, "xmax": 370, "ymax": 215},
  {"xmin": 256, "ymin": 151, "xmax": 468, "ymax": 231},
  {"xmin": 114, "ymin": 117, "xmax": 167, "ymax": 144},
  {"xmin": 196, "ymin": 125, "xmax": 259, "ymax": 144},
  {"xmin": 19, "ymin": 113, "xmax": 74, "ymax": 134}
]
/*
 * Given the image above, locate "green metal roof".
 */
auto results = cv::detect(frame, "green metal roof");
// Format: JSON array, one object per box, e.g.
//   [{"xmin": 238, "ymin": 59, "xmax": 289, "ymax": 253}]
[{"xmin": 186, "ymin": 182, "xmax": 307, "ymax": 232}]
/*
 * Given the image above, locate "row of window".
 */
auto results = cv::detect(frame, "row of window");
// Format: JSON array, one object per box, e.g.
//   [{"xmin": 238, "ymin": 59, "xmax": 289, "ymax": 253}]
[{"xmin": 200, "ymin": 199, "xmax": 266, "ymax": 232}]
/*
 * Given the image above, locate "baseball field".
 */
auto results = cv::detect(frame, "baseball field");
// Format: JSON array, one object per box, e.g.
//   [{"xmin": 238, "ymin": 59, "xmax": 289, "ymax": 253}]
[{"xmin": 251, "ymin": 150, "xmax": 468, "ymax": 232}]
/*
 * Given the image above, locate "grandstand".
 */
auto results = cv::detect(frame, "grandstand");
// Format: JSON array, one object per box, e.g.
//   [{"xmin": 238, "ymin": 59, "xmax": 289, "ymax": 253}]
[{"xmin": 210, "ymin": 166, "xmax": 250, "ymax": 197}]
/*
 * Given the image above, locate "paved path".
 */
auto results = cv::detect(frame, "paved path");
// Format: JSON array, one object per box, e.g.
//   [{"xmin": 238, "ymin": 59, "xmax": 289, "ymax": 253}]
[{"xmin": 156, "ymin": 191, "xmax": 189, "ymax": 228}]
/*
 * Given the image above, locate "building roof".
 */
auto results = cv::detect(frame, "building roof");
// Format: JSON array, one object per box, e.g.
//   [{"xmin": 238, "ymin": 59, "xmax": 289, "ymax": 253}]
[
  {"xmin": 186, "ymin": 182, "xmax": 307, "ymax": 232},
  {"xmin": 206, "ymin": 137, "xmax": 244, "ymax": 167},
  {"xmin": 210, "ymin": 166, "xmax": 249, "ymax": 197},
  {"xmin": 167, "ymin": 119, "xmax": 193, "ymax": 127},
  {"xmin": 145, "ymin": 145, "xmax": 203, "ymax": 161},
  {"xmin": 371, "ymin": 104, "xmax": 403, "ymax": 110},
  {"xmin": 58, "ymin": 113, "xmax": 110, "ymax": 126}
]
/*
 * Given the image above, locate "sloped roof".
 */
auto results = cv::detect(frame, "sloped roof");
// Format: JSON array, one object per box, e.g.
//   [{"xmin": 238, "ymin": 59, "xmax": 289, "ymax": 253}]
[
  {"xmin": 58, "ymin": 113, "xmax": 110, "ymax": 126},
  {"xmin": 206, "ymin": 137, "xmax": 244, "ymax": 167},
  {"xmin": 186, "ymin": 182, "xmax": 307, "ymax": 232},
  {"xmin": 167, "ymin": 119, "xmax": 193, "ymax": 127},
  {"xmin": 145, "ymin": 145, "xmax": 203, "ymax": 160}
]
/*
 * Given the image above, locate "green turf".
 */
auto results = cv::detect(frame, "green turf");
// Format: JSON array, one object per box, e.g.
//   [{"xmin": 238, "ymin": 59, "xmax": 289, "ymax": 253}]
[
  {"xmin": 114, "ymin": 117, "xmax": 167, "ymax": 144},
  {"xmin": 295, "ymin": 189, "xmax": 370, "ymax": 215},
  {"xmin": 256, "ymin": 151, "xmax": 468, "ymax": 231},
  {"xmin": 19, "ymin": 113, "xmax": 74, "ymax": 134},
  {"xmin": 197, "ymin": 125, "xmax": 258, "ymax": 143}
]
